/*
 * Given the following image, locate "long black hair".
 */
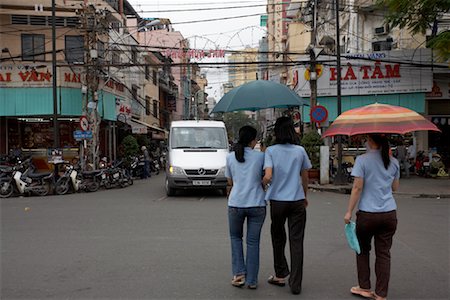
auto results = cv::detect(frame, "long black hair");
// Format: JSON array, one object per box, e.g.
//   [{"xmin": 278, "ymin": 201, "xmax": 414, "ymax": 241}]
[
  {"xmin": 234, "ymin": 125, "xmax": 257, "ymax": 163},
  {"xmin": 274, "ymin": 116, "xmax": 299, "ymax": 145},
  {"xmin": 369, "ymin": 134, "xmax": 391, "ymax": 169}
]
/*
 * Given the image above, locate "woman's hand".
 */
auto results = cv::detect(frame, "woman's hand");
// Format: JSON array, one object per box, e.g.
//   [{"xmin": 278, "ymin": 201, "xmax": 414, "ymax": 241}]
[{"xmin": 344, "ymin": 211, "xmax": 352, "ymax": 224}]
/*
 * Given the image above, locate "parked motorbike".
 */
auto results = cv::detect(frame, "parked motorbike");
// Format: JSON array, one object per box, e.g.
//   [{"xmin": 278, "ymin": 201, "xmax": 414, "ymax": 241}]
[
  {"xmin": 55, "ymin": 164, "xmax": 81, "ymax": 195},
  {"xmin": 12, "ymin": 158, "xmax": 54, "ymax": 196},
  {"xmin": 103, "ymin": 160, "xmax": 132, "ymax": 189},
  {"xmin": 130, "ymin": 155, "xmax": 145, "ymax": 179},
  {"xmin": 0, "ymin": 165, "xmax": 15, "ymax": 198},
  {"xmin": 152, "ymin": 157, "xmax": 160, "ymax": 175}
]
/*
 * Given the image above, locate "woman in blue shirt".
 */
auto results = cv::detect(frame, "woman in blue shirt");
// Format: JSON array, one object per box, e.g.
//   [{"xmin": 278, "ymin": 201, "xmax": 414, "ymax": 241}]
[
  {"xmin": 344, "ymin": 134, "xmax": 400, "ymax": 300},
  {"xmin": 225, "ymin": 126, "xmax": 266, "ymax": 289},
  {"xmin": 262, "ymin": 117, "xmax": 312, "ymax": 295}
]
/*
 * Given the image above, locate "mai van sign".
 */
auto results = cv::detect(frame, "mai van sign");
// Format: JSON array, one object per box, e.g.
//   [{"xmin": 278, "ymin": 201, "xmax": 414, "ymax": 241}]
[
  {"xmin": 0, "ymin": 64, "xmax": 125, "ymax": 94},
  {"xmin": 293, "ymin": 49, "xmax": 433, "ymax": 97}
]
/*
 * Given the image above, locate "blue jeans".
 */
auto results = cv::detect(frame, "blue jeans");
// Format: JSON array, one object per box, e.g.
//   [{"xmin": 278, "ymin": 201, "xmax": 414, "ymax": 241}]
[
  {"xmin": 143, "ymin": 161, "xmax": 150, "ymax": 179},
  {"xmin": 228, "ymin": 206, "xmax": 266, "ymax": 286}
]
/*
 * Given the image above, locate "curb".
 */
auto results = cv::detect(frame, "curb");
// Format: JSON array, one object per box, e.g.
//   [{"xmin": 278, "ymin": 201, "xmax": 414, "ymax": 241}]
[{"xmin": 309, "ymin": 184, "xmax": 450, "ymax": 198}]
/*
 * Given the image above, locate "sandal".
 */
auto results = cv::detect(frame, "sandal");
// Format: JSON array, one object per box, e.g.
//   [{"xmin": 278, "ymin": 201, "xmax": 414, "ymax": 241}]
[
  {"xmin": 247, "ymin": 284, "xmax": 257, "ymax": 289},
  {"xmin": 231, "ymin": 275, "xmax": 245, "ymax": 287},
  {"xmin": 350, "ymin": 286, "xmax": 375, "ymax": 298},
  {"xmin": 267, "ymin": 275, "xmax": 286, "ymax": 287},
  {"xmin": 373, "ymin": 293, "xmax": 387, "ymax": 300}
]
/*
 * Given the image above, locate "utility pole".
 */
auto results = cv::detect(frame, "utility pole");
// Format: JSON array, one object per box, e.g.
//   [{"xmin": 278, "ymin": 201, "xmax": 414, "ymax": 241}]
[
  {"xmin": 51, "ymin": 0, "xmax": 59, "ymax": 148},
  {"xmin": 309, "ymin": 0, "xmax": 318, "ymax": 131},
  {"xmin": 334, "ymin": 0, "xmax": 345, "ymax": 184},
  {"xmin": 80, "ymin": 4, "xmax": 108, "ymax": 170}
]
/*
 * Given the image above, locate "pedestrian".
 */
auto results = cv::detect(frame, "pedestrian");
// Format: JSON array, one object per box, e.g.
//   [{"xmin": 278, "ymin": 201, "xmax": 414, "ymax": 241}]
[
  {"xmin": 262, "ymin": 116, "xmax": 312, "ymax": 295},
  {"xmin": 141, "ymin": 146, "xmax": 151, "ymax": 179},
  {"xmin": 396, "ymin": 141, "xmax": 409, "ymax": 178},
  {"xmin": 344, "ymin": 134, "xmax": 400, "ymax": 300},
  {"xmin": 225, "ymin": 125, "xmax": 266, "ymax": 289}
]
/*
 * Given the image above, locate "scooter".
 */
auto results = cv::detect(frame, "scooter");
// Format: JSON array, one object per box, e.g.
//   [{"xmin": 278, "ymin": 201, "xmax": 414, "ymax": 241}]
[
  {"xmin": 55, "ymin": 164, "xmax": 81, "ymax": 195},
  {"xmin": 0, "ymin": 165, "xmax": 15, "ymax": 198},
  {"xmin": 13, "ymin": 158, "xmax": 54, "ymax": 196}
]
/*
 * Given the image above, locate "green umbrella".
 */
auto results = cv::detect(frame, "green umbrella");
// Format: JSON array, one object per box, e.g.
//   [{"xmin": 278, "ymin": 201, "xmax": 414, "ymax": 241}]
[{"xmin": 211, "ymin": 80, "xmax": 308, "ymax": 113}]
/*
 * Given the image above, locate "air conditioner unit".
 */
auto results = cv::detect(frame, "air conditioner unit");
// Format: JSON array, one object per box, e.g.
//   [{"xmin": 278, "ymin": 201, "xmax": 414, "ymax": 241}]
[{"xmin": 374, "ymin": 25, "xmax": 389, "ymax": 35}]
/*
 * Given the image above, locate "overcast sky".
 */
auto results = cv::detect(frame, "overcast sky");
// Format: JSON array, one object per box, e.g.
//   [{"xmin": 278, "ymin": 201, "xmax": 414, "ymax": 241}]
[{"xmin": 128, "ymin": 0, "xmax": 267, "ymax": 99}]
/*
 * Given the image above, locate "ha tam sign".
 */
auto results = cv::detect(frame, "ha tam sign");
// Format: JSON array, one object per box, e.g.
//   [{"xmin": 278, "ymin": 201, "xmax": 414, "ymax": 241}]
[{"xmin": 293, "ymin": 49, "xmax": 433, "ymax": 97}]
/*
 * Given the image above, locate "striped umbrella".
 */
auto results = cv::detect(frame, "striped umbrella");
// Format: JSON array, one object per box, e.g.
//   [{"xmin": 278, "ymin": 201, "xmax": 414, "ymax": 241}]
[{"xmin": 322, "ymin": 103, "xmax": 441, "ymax": 137}]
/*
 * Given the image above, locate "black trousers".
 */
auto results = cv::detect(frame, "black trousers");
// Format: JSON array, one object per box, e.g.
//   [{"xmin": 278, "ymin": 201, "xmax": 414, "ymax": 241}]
[
  {"xmin": 270, "ymin": 200, "xmax": 306, "ymax": 293},
  {"xmin": 356, "ymin": 210, "xmax": 397, "ymax": 298}
]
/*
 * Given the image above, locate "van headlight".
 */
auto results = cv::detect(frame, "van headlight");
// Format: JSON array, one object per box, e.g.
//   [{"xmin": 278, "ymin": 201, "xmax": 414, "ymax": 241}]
[
  {"xmin": 217, "ymin": 167, "xmax": 226, "ymax": 176},
  {"xmin": 169, "ymin": 166, "xmax": 184, "ymax": 175}
]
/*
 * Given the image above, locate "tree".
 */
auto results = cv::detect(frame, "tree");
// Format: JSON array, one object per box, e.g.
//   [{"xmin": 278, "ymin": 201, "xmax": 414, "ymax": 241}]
[
  {"xmin": 377, "ymin": 0, "xmax": 450, "ymax": 60},
  {"xmin": 121, "ymin": 135, "xmax": 139, "ymax": 158},
  {"xmin": 223, "ymin": 112, "xmax": 260, "ymax": 142}
]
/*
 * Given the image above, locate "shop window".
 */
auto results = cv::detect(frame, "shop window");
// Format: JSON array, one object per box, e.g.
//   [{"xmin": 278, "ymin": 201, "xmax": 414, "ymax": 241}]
[
  {"xmin": 372, "ymin": 40, "xmax": 392, "ymax": 51},
  {"xmin": 131, "ymin": 46, "xmax": 138, "ymax": 64},
  {"xmin": 65, "ymin": 35, "xmax": 84, "ymax": 63},
  {"xmin": 145, "ymin": 65, "xmax": 150, "ymax": 80},
  {"xmin": 152, "ymin": 69, "xmax": 157, "ymax": 85},
  {"xmin": 112, "ymin": 50, "xmax": 120, "ymax": 64},
  {"xmin": 153, "ymin": 100, "xmax": 158, "ymax": 118},
  {"xmin": 21, "ymin": 34, "xmax": 45, "ymax": 61},
  {"xmin": 145, "ymin": 97, "xmax": 151, "ymax": 115}
]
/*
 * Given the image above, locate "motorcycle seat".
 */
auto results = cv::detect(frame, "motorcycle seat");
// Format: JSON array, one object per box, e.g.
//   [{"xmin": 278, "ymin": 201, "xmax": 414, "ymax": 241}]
[
  {"xmin": 28, "ymin": 172, "xmax": 52, "ymax": 178},
  {"xmin": 0, "ymin": 166, "xmax": 13, "ymax": 173},
  {"xmin": 82, "ymin": 170, "xmax": 103, "ymax": 176}
]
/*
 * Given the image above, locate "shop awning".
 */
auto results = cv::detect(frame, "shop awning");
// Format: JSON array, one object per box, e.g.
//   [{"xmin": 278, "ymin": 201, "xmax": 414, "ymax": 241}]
[{"xmin": 130, "ymin": 118, "xmax": 166, "ymax": 133}]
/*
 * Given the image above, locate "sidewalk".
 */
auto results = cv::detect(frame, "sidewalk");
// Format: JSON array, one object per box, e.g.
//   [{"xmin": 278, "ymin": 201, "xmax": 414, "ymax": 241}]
[{"xmin": 309, "ymin": 175, "xmax": 450, "ymax": 198}]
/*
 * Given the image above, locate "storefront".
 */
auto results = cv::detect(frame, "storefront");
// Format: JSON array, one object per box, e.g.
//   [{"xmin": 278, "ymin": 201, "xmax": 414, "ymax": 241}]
[
  {"xmin": 292, "ymin": 49, "xmax": 433, "ymax": 151},
  {"xmin": 426, "ymin": 77, "xmax": 450, "ymax": 167}
]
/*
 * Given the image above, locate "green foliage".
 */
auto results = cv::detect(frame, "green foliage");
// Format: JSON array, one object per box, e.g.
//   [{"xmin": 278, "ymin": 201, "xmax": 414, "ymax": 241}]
[
  {"xmin": 377, "ymin": 0, "xmax": 450, "ymax": 60},
  {"xmin": 121, "ymin": 135, "xmax": 139, "ymax": 158},
  {"xmin": 301, "ymin": 131, "xmax": 324, "ymax": 169},
  {"xmin": 223, "ymin": 112, "xmax": 260, "ymax": 142},
  {"xmin": 136, "ymin": 135, "xmax": 149, "ymax": 148}
]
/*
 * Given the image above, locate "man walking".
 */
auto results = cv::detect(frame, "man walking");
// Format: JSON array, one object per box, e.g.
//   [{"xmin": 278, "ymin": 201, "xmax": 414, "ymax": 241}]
[{"xmin": 142, "ymin": 146, "xmax": 151, "ymax": 179}]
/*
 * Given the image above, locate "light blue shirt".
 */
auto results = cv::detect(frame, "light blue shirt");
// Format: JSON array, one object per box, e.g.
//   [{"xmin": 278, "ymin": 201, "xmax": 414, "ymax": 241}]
[
  {"xmin": 225, "ymin": 147, "xmax": 266, "ymax": 207},
  {"xmin": 351, "ymin": 150, "xmax": 400, "ymax": 212},
  {"xmin": 264, "ymin": 144, "xmax": 312, "ymax": 201}
]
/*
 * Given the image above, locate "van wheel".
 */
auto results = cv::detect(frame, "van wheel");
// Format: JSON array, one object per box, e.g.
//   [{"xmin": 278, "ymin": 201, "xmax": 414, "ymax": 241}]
[{"xmin": 165, "ymin": 178, "xmax": 176, "ymax": 196}]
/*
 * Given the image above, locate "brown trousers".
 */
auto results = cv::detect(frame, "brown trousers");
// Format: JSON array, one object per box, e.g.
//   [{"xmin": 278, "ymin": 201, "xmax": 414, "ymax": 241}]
[{"xmin": 356, "ymin": 210, "xmax": 397, "ymax": 298}]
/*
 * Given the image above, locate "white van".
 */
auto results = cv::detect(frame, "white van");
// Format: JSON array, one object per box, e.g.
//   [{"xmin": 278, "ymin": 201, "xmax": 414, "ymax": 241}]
[{"xmin": 165, "ymin": 120, "xmax": 229, "ymax": 196}]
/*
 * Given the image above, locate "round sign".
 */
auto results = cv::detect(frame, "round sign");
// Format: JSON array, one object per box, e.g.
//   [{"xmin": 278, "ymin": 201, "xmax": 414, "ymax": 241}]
[
  {"xmin": 80, "ymin": 116, "xmax": 89, "ymax": 131},
  {"xmin": 310, "ymin": 105, "xmax": 328, "ymax": 123}
]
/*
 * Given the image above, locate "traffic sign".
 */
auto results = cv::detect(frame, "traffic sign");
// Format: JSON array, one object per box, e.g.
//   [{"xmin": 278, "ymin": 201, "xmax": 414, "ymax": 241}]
[
  {"xmin": 310, "ymin": 105, "xmax": 328, "ymax": 123},
  {"xmin": 73, "ymin": 130, "xmax": 93, "ymax": 140},
  {"xmin": 79, "ymin": 116, "xmax": 89, "ymax": 131}
]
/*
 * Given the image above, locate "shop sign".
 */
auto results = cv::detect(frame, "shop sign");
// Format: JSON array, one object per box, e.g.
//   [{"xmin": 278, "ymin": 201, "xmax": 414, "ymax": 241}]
[
  {"xmin": 164, "ymin": 49, "xmax": 225, "ymax": 60},
  {"xmin": 293, "ymin": 49, "xmax": 433, "ymax": 97},
  {"xmin": 426, "ymin": 81, "xmax": 449, "ymax": 99},
  {"xmin": 116, "ymin": 97, "xmax": 132, "ymax": 123},
  {"xmin": 152, "ymin": 132, "xmax": 165, "ymax": 140},
  {"xmin": 132, "ymin": 125, "xmax": 147, "ymax": 134}
]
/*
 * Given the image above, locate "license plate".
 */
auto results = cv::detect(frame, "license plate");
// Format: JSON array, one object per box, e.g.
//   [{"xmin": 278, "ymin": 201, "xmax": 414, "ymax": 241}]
[
  {"xmin": 113, "ymin": 173, "xmax": 120, "ymax": 179},
  {"xmin": 193, "ymin": 180, "xmax": 211, "ymax": 186}
]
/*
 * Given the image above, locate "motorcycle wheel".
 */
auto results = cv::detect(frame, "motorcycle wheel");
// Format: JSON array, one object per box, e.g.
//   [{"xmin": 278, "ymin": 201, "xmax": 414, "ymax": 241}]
[
  {"xmin": 104, "ymin": 181, "xmax": 112, "ymax": 189},
  {"xmin": 34, "ymin": 183, "xmax": 50, "ymax": 196},
  {"xmin": 55, "ymin": 178, "xmax": 70, "ymax": 195},
  {"xmin": 0, "ymin": 181, "xmax": 14, "ymax": 198},
  {"xmin": 86, "ymin": 181, "xmax": 100, "ymax": 192}
]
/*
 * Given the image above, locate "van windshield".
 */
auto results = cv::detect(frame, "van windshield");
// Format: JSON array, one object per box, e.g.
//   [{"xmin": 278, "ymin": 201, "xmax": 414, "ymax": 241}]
[{"xmin": 171, "ymin": 127, "xmax": 228, "ymax": 149}]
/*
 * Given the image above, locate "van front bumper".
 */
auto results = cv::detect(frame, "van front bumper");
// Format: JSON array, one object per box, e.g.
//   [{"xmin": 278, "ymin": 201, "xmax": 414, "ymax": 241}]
[{"xmin": 166, "ymin": 175, "xmax": 227, "ymax": 190}]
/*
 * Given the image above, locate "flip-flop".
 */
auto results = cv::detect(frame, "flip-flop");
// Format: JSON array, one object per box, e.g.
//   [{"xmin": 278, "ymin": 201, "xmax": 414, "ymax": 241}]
[
  {"xmin": 267, "ymin": 275, "xmax": 286, "ymax": 287},
  {"xmin": 351, "ymin": 286, "xmax": 375, "ymax": 298},
  {"xmin": 231, "ymin": 275, "xmax": 245, "ymax": 287}
]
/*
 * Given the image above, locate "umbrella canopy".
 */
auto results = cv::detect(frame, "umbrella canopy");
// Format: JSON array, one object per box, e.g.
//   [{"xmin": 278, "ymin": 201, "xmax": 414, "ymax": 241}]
[
  {"xmin": 211, "ymin": 80, "xmax": 308, "ymax": 113},
  {"xmin": 322, "ymin": 103, "xmax": 441, "ymax": 137}
]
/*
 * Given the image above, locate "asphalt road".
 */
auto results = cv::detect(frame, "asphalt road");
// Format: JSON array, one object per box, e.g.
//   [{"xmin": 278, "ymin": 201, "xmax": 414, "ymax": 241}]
[{"xmin": 1, "ymin": 174, "xmax": 448, "ymax": 299}]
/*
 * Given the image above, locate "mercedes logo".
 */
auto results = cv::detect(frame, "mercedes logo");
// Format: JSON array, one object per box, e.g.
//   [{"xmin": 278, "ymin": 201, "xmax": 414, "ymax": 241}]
[{"xmin": 197, "ymin": 168, "xmax": 206, "ymax": 175}]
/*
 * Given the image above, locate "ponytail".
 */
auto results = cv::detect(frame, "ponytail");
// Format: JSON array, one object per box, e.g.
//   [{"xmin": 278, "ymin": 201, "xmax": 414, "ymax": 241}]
[
  {"xmin": 234, "ymin": 126, "xmax": 257, "ymax": 163},
  {"xmin": 369, "ymin": 134, "xmax": 390, "ymax": 169}
]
